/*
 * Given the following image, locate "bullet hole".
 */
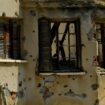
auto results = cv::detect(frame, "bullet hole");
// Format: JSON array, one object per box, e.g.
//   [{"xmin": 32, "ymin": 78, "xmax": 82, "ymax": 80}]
[
  {"xmin": 15, "ymin": 12, "xmax": 18, "ymax": 16},
  {"xmin": 58, "ymin": 93, "xmax": 62, "ymax": 96},
  {"xmin": 23, "ymin": 79, "xmax": 26, "ymax": 82},
  {"xmin": 12, "ymin": 73, "xmax": 14, "ymax": 76},
  {"xmin": 94, "ymin": 99, "xmax": 99, "ymax": 105},
  {"xmin": 3, "ymin": 87, "xmax": 5, "ymax": 89},
  {"xmin": 42, "ymin": 88, "xmax": 53, "ymax": 101},
  {"xmin": 85, "ymin": 71, "xmax": 88, "ymax": 74},
  {"xmin": 28, "ymin": 77, "xmax": 32, "ymax": 81},
  {"xmin": 24, "ymin": 87, "xmax": 27, "ymax": 90},
  {"xmin": 21, "ymin": 36, "xmax": 26, "ymax": 41},
  {"xmin": 29, "ymin": 55, "xmax": 33, "ymax": 57},
  {"xmin": 56, "ymin": 81, "xmax": 59, "ymax": 84},
  {"xmin": 91, "ymin": 84, "xmax": 99, "ymax": 90},
  {"xmin": 18, "ymin": 72, "xmax": 21, "ymax": 75},
  {"xmin": 90, "ymin": 75, "xmax": 92, "ymax": 78},
  {"xmin": 81, "ymin": 44, "xmax": 85, "ymax": 47},
  {"xmin": 43, "ymin": 77, "xmax": 45, "ymax": 80},
  {"xmin": 86, "ymin": 58, "xmax": 89, "ymax": 61},
  {"xmin": 68, "ymin": 75, "xmax": 71, "ymax": 78},
  {"xmin": 19, "ymin": 0, "xmax": 22, "ymax": 2},
  {"xmin": 72, "ymin": 78, "xmax": 75, "ymax": 80},
  {"xmin": 37, "ymin": 83, "xmax": 41, "ymax": 88},
  {"xmin": 82, "ymin": 93, "xmax": 87, "ymax": 98},
  {"xmin": 18, "ymin": 90, "xmax": 24, "ymax": 98},
  {"xmin": 35, "ymin": 70, "xmax": 39, "ymax": 75},
  {"xmin": 2, "ymin": 12, "xmax": 6, "ymax": 17},
  {"xmin": 64, "ymin": 85, "xmax": 68, "ymax": 88},
  {"xmin": 30, "ymin": 10, "xmax": 36, "ymax": 16},
  {"xmin": 4, "ymin": 62, "xmax": 7, "ymax": 65},
  {"xmin": 64, "ymin": 89, "xmax": 73, "ymax": 96},
  {"xmin": 5, "ymin": 83, "xmax": 8, "ymax": 86},
  {"xmin": 19, "ymin": 81, "xmax": 22, "ymax": 87},
  {"xmin": 33, "ymin": 59, "xmax": 35, "ymax": 61},
  {"xmin": 32, "ymin": 30, "xmax": 35, "ymax": 32},
  {"xmin": 23, "ymin": 50, "xmax": 28, "ymax": 57}
]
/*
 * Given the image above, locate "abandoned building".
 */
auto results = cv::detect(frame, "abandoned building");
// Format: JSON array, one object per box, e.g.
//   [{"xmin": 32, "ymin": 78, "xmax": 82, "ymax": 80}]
[{"xmin": 1, "ymin": 0, "xmax": 105, "ymax": 105}]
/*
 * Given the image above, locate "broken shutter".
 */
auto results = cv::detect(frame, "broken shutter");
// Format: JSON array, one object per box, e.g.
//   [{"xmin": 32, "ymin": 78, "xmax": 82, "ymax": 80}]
[
  {"xmin": 100, "ymin": 24, "xmax": 105, "ymax": 68},
  {"xmin": 12, "ymin": 22, "xmax": 21, "ymax": 59},
  {"xmin": 0, "ymin": 22, "xmax": 4, "ymax": 58},
  {"xmin": 9, "ymin": 21, "xmax": 21, "ymax": 59},
  {"xmin": 75, "ymin": 19, "xmax": 82, "ymax": 71},
  {"xmin": 39, "ymin": 18, "xmax": 52, "ymax": 72}
]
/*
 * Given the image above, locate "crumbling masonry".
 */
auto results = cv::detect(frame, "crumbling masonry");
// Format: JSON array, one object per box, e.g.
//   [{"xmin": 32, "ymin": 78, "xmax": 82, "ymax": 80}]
[{"xmin": 0, "ymin": 0, "xmax": 105, "ymax": 105}]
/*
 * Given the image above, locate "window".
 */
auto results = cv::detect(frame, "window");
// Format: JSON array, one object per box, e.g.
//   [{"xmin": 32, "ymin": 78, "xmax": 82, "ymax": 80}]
[
  {"xmin": 0, "ymin": 19, "xmax": 21, "ymax": 59},
  {"xmin": 95, "ymin": 23, "xmax": 105, "ymax": 68},
  {"xmin": 38, "ymin": 17, "xmax": 82, "ymax": 72}
]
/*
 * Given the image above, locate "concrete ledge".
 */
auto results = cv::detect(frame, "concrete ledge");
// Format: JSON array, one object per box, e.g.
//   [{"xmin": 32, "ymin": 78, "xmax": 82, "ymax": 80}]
[
  {"xmin": 40, "ymin": 72, "xmax": 86, "ymax": 76},
  {"xmin": 0, "ymin": 59, "xmax": 27, "ymax": 63}
]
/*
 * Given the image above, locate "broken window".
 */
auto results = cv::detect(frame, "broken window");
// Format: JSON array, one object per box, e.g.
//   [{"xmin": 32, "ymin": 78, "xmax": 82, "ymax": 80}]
[
  {"xmin": 96, "ymin": 23, "xmax": 105, "ymax": 68},
  {"xmin": 38, "ymin": 17, "xmax": 82, "ymax": 72},
  {"xmin": 0, "ymin": 19, "xmax": 21, "ymax": 59}
]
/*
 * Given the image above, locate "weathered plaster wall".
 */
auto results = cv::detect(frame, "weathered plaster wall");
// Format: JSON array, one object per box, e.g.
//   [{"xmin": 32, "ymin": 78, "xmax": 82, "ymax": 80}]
[
  {"xmin": 22, "ymin": 8, "xmax": 99, "ymax": 105},
  {"xmin": 0, "ymin": 0, "xmax": 27, "ymax": 105},
  {"xmin": 97, "ymin": 68, "xmax": 105, "ymax": 105},
  {"xmin": 0, "ymin": 63, "xmax": 26, "ymax": 105},
  {"xmin": 0, "ymin": 0, "xmax": 22, "ymax": 17},
  {"xmin": 0, "ymin": 0, "xmax": 105, "ymax": 105}
]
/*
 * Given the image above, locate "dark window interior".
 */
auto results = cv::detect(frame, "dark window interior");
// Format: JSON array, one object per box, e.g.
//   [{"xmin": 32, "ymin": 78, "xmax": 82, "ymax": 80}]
[
  {"xmin": 96, "ymin": 23, "xmax": 105, "ymax": 68},
  {"xmin": 0, "ymin": 19, "xmax": 21, "ymax": 59},
  {"xmin": 39, "ymin": 18, "xmax": 82, "ymax": 72}
]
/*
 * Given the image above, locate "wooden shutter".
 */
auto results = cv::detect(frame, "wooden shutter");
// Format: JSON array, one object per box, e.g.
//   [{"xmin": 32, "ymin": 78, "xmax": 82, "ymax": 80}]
[
  {"xmin": 12, "ymin": 22, "xmax": 21, "ymax": 59},
  {"xmin": 9, "ymin": 20, "xmax": 21, "ymax": 59},
  {"xmin": 100, "ymin": 24, "xmax": 105, "ymax": 68},
  {"xmin": 75, "ymin": 19, "xmax": 82, "ymax": 71},
  {"xmin": 0, "ymin": 22, "xmax": 4, "ymax": 58},
  {"xmin": 38, "ymin": 18, "xmax": 52, "ymax": 72}
]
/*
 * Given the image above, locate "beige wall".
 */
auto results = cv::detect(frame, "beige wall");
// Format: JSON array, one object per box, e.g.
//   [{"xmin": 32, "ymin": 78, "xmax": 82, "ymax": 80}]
[
  {"xmin": 22, "ymin": 8, "xmax": 99, "ymax": 105},
  {"xmin": 0, "ymin": 62, "xmax": 27, "ymax": 105},
  {"xmin": 0, "ymin": 0, "xmax": 105, "ymax": 105},
  {"xmin": 0, "ymin": 0, "xmax": 21, "ymax": 17},
  {"xmin": 0, "ymin": 0, "xmax": 26, "ymax": 105}
]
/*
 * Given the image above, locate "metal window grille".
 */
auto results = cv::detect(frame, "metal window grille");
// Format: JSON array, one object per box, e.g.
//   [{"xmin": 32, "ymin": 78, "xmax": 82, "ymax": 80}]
[{"xmin": 39, "ymin": 18, "xmax": 82, "ymax": 72}]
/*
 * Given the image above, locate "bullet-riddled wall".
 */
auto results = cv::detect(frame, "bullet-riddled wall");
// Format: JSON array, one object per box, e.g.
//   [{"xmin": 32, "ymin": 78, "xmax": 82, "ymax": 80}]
[
  {"xmin": 0, "ymin": 0, "xmax": 26, "ymax": 105},
  {"xmin": 0, "ymin": 0, "xmax": 21, "ymax": 17},
  {"xmin": 0, "ymin": 0, "xmax": 105, "ymax": 105},
  {"xmin": 22, "ymin": 7, "xmax": 99, "ymax": 105}
]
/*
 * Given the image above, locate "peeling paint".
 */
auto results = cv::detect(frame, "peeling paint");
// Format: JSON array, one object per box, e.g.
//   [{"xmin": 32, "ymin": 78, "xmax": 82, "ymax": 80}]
[
  {"xmin": 40, "ymin": 86, "xmax": 53, "ymax": 101},
  {"xmin": 65, "ymin": 89, "xmax": 87, "ymax": 99}
]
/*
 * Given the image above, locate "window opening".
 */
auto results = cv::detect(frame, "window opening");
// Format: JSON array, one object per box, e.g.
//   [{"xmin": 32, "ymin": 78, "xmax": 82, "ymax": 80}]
[
  {"xmin": 39, "ymin": 18, "xmax": 81, "ymax": 72},
  {"xmin": 96, "ymin": 23, "xmax": 105, "ymax": 68},
  {"xmin": 0, "ymin": 20, "xmax": 21, "ymax": 59}
]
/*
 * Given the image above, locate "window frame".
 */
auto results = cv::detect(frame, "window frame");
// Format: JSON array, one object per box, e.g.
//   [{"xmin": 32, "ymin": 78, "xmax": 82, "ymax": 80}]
[
  {"xmin": 38, "ymin": 17, "xmax": 82, "ymax": 73},
  {"xmin": 0, "ymin": 19, "xmax": 22, "ymax": 60},
  {"xmin": 95, "ymin": 22, "xmax": 105, "ymax": 69}
]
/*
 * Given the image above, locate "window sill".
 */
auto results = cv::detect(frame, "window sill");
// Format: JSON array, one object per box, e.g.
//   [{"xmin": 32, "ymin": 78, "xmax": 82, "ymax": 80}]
[
  {"xmin": 96, "ymin": 67, "xmax": 105, "ymax": 75},
  {"xmin": 0, "ymin": 59, "xmax": 27, "ymax": 63},
  {"xmin": 39, "ymin": 72, "xmax": 86, "ymax": 76}
]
